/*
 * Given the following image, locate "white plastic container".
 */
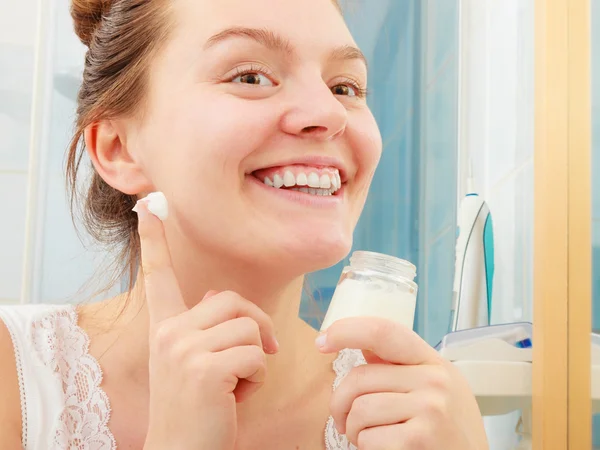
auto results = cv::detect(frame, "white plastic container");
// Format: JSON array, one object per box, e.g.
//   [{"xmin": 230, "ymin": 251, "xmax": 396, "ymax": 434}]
[{"xmin": 320, "ymin": 251, "xmax": 418, "ymax": 331}]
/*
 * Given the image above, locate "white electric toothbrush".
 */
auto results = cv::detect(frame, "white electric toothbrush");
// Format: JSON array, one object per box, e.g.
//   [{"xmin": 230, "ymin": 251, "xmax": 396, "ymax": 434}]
[{"xmin": 450, "ymin": 163, "xmax": 494, "ymax": 332}]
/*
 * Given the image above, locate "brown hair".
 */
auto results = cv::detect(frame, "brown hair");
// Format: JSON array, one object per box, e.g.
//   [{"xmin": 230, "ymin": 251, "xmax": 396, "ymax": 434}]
[
  {"xmin": 67, "ymin": 0, "xmax": 342, "ymax": 295},
  {"xmin": 67, "ymin": 0, "xmax": 172, "ymax": 293}
]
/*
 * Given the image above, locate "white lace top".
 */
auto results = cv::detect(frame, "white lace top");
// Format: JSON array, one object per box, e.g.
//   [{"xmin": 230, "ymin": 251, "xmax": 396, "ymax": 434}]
[{"xmin": 0, "ymin": 304, "xmax": 366, "ymax": 450}]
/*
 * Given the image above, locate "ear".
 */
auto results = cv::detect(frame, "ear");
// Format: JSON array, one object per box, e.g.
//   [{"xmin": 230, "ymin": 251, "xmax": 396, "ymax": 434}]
[{"xmin": 85, "ymin": 120, "xmax": 152, "ymax": 196}]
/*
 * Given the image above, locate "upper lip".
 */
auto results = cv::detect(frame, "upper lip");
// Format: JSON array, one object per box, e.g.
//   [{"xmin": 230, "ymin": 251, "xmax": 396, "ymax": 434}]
[{"xmin": 248, "ymin": 155, "xmax": 350, "ymax": 183}]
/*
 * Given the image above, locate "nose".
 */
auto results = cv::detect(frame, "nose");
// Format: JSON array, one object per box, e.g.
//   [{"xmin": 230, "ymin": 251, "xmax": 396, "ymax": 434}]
[{"xmin": 280, "ymin": 82, "xmax": 348, "ymax": 141}]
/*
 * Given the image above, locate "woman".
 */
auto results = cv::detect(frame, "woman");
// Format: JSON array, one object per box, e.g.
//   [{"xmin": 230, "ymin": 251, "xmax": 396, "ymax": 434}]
[{"xmin": 0, "ymin": 0, "xmax": 488, "ymax": 448}]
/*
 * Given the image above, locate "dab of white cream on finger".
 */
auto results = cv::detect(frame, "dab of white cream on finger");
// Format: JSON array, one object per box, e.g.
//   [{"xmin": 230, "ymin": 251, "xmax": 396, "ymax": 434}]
[{"xmin": 144, "ymin": 191, "xmax": 169, "ymax": 221}]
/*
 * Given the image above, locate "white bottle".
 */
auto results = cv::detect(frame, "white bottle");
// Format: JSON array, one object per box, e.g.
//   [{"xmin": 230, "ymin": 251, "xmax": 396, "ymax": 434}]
[{"xmin": 320, "ymin": 251, "xmax": 418, "ymax": 331}]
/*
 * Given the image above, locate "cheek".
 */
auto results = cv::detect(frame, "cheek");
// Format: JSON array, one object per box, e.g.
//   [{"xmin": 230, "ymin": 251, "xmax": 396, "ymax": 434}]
[
  {"xmin": 139, "ymin": 92, "xmax": 279, "ymax": 188},
  {"xmin": 348, "ymin": 110, "xmax": 383, "ymax": 186}
]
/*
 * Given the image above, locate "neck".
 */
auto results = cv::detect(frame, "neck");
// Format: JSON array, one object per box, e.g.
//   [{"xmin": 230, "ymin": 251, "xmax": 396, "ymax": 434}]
[{"xmin": 88, "ymin": 265, "xmax": 330, "ymax": 419}]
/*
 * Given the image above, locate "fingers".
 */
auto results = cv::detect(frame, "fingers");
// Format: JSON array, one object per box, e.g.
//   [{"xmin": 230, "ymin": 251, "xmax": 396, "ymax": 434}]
[
  {"xmin": 355, "ymin": 423, "xmax": 410, "ymax": 450},
  {"xmin": 345, "ymin": 392, "xmax": 413, "ymax": 445},
  {"xmin": 330, "ymin": 364, "xmax": 419, "ymax": 432},
  {"xmin": 220, "ymin": 345, "xmax": 268, "ymax": 403},
  {"xmin": 215, "ymin": 345, "xmax": 267, "ymax": 385},
  {"xmin": 317, "ymin": 317, "xmax": 441, "ymax": 366},
  {"xmin": 135, "ymin": 198, "xmax": 187, "ymax": 325},
  {"xmin": 200, "ymin": 317, "xmax": 265, "ymax": 353},
  {"xmin": 357, "ymin": 422, "xmax": 434, "ymax": 450},
  {"xmin": 185, "ymin": 291, "xmax": 279, "ymax": 354}
]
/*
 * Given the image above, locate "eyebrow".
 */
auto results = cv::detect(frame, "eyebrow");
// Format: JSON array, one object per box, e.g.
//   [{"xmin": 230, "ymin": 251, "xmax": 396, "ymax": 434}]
[{"xmin": 204, "ymin": 27, "xmax": 368, "ymax": 70}]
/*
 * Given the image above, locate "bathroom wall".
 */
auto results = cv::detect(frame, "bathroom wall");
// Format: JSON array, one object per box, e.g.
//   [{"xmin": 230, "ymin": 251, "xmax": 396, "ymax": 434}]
[
  {"xmin": 0, "ymin": 0, "xmax": 38, "ymax": 304},
  {"xmin": 0, "ymin": 0, "xmax": 121, "ymax": 305},
  {"xmin": 416, "ymin": 0, "xmax": 459, "ymax": 346}
]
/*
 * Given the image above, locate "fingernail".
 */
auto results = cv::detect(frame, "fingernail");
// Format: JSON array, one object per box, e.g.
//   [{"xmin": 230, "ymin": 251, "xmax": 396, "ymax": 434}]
[
  {"xmin": 264, "ymin": 338, "xmax": 279, "ymax": 355},
  {"xmin": 132, "ymin": 199, "xmax": 148, "ymax": 218},
  {"xmin": 315, "ymin": 333, "xmax": 327, "ymax": 349}
]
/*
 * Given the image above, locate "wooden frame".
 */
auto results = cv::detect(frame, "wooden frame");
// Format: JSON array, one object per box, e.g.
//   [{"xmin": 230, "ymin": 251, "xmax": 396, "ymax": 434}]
[{"xmin": 533, "ymin": 0, "xmax": 591, "ymax": 448}]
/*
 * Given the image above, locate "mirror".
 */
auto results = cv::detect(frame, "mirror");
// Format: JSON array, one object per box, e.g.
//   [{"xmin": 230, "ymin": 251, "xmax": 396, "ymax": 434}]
[
  {"xmin": 1, "ymin": 0, "xmax": 536, "ymax": 448},
  {"xmin": 311, "ymin": 1, "xmax": 536, "ymax": 448}
]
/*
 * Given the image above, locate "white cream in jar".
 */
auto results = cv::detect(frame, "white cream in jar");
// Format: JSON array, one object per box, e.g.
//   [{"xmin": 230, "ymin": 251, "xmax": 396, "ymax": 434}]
[{"xmin": 320, "ymin": 251, "xmax": 418, "ymax": 331}]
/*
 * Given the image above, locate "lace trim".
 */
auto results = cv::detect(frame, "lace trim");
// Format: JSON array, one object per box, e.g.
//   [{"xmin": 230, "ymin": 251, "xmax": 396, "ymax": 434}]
[
  {"xmin": 31, "ymin": 306, "xmax": 116, "ymax": 450},
  {"xmin": 1, "ymin": 314, "xmax": 29, "ymax": 447},
  {"xmin": 23, "ymin": 307, "xmax": 363, "ymax": 450},
  {"xmin": 325, "ymin": 349, "xmax": 366, "ymax": 450}
]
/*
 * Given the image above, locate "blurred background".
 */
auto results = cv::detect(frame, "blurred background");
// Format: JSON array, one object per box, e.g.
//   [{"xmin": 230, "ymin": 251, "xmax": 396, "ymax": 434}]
[{"xmin": 0, "ymin": 0, "xmax": 541, "ymax": 448}]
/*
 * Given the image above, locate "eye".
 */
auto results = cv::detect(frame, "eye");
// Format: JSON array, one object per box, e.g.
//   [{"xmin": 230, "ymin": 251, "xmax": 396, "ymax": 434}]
[
  {"xmin": 331, "ymin": 80, "xmax": 368, "ymax": 98},
  {"xmin": 331, "ymin": 84, "xmax": 356, "ymax": 97},
  {"xmin": 231, "ymin": 71, "xmax": 274, "ymax": 87}
]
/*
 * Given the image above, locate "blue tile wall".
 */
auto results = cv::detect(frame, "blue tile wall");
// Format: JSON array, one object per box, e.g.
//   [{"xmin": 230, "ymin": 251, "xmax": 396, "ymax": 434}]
[
  {"xmin": 425, "ymin": 229, "xmax": 456, "ymax": 344},
  {"xmin": 419, "ymin": 0, "xmax": 459, "ymax": 345},
  {"xmin": 301, "ymin": 0, "xmax": 459, "ymax": 349}
]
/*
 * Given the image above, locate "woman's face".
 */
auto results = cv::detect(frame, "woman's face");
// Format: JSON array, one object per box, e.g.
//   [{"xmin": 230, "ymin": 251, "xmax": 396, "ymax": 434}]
[{"xmin": 132, "ymin": 0, "xmax": 382, "ymax": 275}]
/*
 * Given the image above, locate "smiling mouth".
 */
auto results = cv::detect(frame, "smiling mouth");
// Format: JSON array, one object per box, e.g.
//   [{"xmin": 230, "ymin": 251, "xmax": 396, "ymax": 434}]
[{"xmin": 251, "ymin": 165, "xmax": 343, "ymax": 196}]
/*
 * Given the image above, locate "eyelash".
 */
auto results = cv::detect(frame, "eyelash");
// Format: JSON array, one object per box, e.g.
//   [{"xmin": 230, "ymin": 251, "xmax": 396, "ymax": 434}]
[
  {"xmin": 338, "ymin": 77, "xmax": 369, "ymax": 98},
  {"xmin": 226, "ymin": 65, "xmax": 369, "ymax": 99}
]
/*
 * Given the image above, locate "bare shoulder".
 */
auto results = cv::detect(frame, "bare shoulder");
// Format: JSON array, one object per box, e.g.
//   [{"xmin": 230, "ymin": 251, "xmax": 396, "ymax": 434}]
[{"xmin": 0, "ymin": 319, "xmax": 24, "ymax": 448}]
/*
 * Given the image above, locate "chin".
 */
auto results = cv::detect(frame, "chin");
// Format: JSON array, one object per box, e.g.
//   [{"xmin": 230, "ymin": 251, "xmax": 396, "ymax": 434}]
[{"xmin": 277, "ymin": 230, "xmax": 353, "ymax": 275}]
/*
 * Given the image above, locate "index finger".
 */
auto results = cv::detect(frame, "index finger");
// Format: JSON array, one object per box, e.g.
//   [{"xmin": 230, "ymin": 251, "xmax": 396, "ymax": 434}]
[
  {"xmin": 316, "ymin": 317, "xmax": 441, "ymax": 365},
  {"xmin": 134, "ymin": 196, "xmax": 187, "ymax": 325}
]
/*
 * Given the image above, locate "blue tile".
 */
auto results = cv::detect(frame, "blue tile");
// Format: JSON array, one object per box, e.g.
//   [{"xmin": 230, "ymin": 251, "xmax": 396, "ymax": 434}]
[
  {"xmin": 425, "ymin": 0, "xmax": 459, "ymax": 84},
  {"xmin": 424, "ymin": 56, "xmax": 459, "ymax": 239},
  {"xmin": 424, "ymin": 229, "xmax": 455, "ymax": 345},
  {"xmin": 593, "ymin": 414, "xmax": 600, "ymax": 448}
]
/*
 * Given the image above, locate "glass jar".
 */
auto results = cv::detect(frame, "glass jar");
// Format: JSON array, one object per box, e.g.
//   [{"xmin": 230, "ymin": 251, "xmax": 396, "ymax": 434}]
[{"xmin": 320, "ymin": 251, "xmax": 419, "ymax": 331}]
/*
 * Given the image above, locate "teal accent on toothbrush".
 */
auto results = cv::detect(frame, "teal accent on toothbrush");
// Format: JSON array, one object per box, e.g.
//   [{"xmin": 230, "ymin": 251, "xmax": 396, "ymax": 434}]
[{"xmin": 483, "ymin": 215, "xmax": 494, "ymax": 324}]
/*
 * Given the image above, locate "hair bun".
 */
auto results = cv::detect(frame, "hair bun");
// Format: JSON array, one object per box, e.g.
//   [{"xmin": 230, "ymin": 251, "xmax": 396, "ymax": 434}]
[{"xmin": 71, "ymin": 0, "xmax": 113, "ymax": 47}]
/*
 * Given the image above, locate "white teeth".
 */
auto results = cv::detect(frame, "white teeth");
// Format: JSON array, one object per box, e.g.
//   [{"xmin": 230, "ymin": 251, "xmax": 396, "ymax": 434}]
[
  {"xmin": 319, "ymin": 174, "xmax": 331, "ymax": 189},
  {"xmin": 260, "ymin": 168, "xmax": 341, "ymax": 194},
  {"xmin": 296, "ymin": 173, "xmax": 308, "ymax": 186},
  {"xmin": 331, "ymin": 174, "xmax": 339, "ymax": 189},
  {"xmin": 271, "ymin": 185, "xmax": 334, "ymax": 196},
  {"xmin": 307, "ymin": 173, "xmax": 320, "ymax": 188},
  {"xmin": 283, "ymin": 170, "xmax": 295, "ymax": 187},
  {"xmin": 273, "ymin": 174, "xmax": 284, "ymax": 188}
]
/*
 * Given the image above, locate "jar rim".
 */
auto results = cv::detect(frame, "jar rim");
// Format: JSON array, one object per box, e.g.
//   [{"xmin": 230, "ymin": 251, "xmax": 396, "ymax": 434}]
[{"xmin": 349, "ymin": 251, "xmax": 417, "ymax": 279}]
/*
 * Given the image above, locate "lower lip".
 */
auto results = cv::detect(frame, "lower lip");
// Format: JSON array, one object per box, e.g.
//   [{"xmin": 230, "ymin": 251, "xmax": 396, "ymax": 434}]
[{"xmin": 247, "ymin": 175, "xmax": 345, "ymax": 208}]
